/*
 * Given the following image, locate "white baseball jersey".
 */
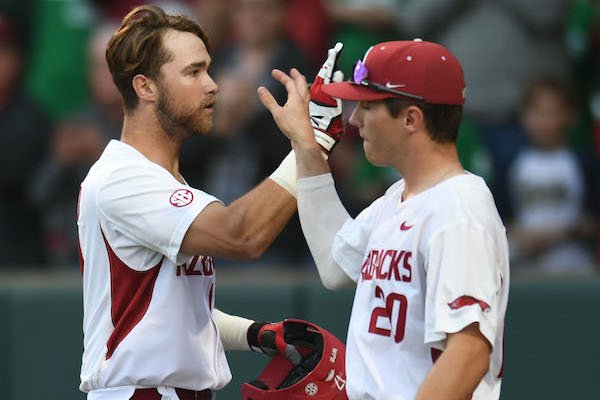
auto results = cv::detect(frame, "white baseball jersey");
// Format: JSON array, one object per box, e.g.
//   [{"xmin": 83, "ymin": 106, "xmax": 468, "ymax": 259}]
[
  {"xmin": 78, "ymin": 140, "xmax": 231, "ymax": 397},
  {"xmin": 332, "ymin": 174, "xmax": 509, "ymax": 400}
]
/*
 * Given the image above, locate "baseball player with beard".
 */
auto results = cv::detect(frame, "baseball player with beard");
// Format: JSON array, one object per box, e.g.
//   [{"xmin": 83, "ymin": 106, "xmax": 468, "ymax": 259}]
[
  {"xmin": 77, "ymin": 5, "xmax": 345, "ymax": 400},
  {"xmin": 260, "ymin": 40, "xmax": 509, "ymax": 399}
]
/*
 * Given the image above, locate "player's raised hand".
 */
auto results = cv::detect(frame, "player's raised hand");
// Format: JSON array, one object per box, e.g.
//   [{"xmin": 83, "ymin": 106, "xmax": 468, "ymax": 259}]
[
  {"xmin": 309, "ymin": 42, "xmax": 344, "ymax": 154},
  {"xmin": 247, "ymin": 321, "xmax": 303, "ymax": 364},
  {"xmin": 258, "ymin": 68, "xmax": 315, "ymax": 149}
]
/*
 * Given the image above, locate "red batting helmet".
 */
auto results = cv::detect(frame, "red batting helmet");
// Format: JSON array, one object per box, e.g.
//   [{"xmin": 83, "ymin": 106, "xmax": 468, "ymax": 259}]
[{"xmin": 241, "ymin": 319, "xmax": 348, "ymax": 400}]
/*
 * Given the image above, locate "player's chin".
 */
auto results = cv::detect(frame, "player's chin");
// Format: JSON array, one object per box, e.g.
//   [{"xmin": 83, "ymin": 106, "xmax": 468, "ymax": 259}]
[
  {"xmin": 363, "ymin": 144, "xmax": 385, "ymax": 167},
  {"xmin": 194, "ymin": 116, "xmax": 213, "ymax": 136}
]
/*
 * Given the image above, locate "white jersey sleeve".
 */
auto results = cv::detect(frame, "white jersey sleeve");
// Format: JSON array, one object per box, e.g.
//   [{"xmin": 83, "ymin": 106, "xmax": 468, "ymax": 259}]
[
  {"xmin": 97, "ymin": 164, "xmax": 220, "ymax": 267},
  {"xmin": 424, "ymin": 222, "xmax": 503, "ymax": 350},
  {"xmin": 332, "ymin": 196, "xmax": 386, "ymax": 282}
]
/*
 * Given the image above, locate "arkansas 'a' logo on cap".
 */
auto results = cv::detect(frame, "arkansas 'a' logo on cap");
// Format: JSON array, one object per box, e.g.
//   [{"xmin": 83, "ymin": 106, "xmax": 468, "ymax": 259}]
[{"xmin": 448, "ymin": 295, "xmax": 491, "ymax": 312}]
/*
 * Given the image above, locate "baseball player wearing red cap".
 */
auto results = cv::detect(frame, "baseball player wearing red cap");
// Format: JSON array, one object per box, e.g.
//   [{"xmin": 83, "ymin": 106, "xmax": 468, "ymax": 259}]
[
  {"xmin": 78, "ymin": 5, "xmax": 345, "ymax": 400},
  {"xmin": 260, "ymin": 39, "xmax": 509, "ymax": 399}
]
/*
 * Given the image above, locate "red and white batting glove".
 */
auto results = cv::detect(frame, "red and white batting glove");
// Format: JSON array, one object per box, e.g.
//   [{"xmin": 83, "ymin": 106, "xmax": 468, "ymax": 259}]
[
  {"xmin": 309, "ymin": 42, "xmax": 344, "ymax": 155},
  {"xmin": 247, "ymin": 321, "xmax": 303, "ymax": 364}
]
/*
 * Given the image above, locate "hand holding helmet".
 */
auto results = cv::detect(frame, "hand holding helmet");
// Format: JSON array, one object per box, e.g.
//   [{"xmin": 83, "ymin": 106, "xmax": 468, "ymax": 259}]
[{"xmin": 248, "ymin": 321, "xmax": 304, "ymax": 364}]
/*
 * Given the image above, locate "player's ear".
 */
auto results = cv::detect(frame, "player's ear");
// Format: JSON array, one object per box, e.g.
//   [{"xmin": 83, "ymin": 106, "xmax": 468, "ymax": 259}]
[
  {"xmin": 404, "ymin": 105, "xmax": 424, "ymax": 133},
  {"xmin": 132, "ymin": 74, "xmax": 158, "ymax": 103}
]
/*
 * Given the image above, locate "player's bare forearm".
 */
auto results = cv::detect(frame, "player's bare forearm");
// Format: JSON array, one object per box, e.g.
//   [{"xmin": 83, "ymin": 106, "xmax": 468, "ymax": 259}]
[
  {"xmin": 181, "ymin": 179, "xmax": 296, "ymax": 260},
  {"xmin": 415, "ymin": 323, "xmax": 490, "ymax": 400}
]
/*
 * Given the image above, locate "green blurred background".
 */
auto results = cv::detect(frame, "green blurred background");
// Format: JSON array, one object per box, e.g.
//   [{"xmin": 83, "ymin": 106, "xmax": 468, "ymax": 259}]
[{"xmin": 1, "ymin": 268, "xmax": 599, "ymax": 400}]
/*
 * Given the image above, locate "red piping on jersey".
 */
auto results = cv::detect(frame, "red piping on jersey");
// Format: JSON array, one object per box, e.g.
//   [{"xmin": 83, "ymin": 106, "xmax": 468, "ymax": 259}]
[
  {"xmin": 77, "ymin": 241, "xmax": 85, "ymax": 274},
  {"xmin": 101, "ymin": 228, "xmax": 163, "ymax": 360},
  {"xmin": 77, "ymin": 187, "xmax": 84, "ymax": 274}
]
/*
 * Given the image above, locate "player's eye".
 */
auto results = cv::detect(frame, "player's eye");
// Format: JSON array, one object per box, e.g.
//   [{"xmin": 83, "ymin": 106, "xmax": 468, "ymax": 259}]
[{"xmin": 359, "ymin": 102, "xmax": 371, "ymax": 110}]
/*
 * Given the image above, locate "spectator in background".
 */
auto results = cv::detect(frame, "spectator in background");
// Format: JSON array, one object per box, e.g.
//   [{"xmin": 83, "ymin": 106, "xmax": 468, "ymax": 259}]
[
  {"xmin": 589, "ymin": 10, "xmax": 600, "ymax": 265},
  {"xmin": 0, "ymin": 15, "xmax": 50, "ymax": 267},
  {"xmin": 284, "ymin": 0, "xmax": 331, "ymax": 66},
  {"xmin": 25, "ymin": 0, "xmax": 96, "ymax": 121},
  {"xmin": 586, "ymin": 7, "xmax": 600, "ymax": 155},
  {"xmin": 193, "ymin": 0, "xmax": 234, "ymax": 57},
  {"xmin": 90, "ymin": 0, "xmax": 145, "ymax": 19},
  {"xmin": 182, "ymin": 0, "xmax": 316, "ymax": 264},
  {"xmin": 0, "ymin": 0, "xmax": 34, "ymax": 56},
  {"xmin": 29, "ymin": 22, "xmax": 122, "ymax": 267},
  {"xmin": 397, "ymin": 0, "xmax": 572, "ymax": 218},
  {"xmin": 508, "ymin": 77, "xmax": 598, "ymax": 274},
  {"xmin": 325, "ymin": 0, "xmax": 400, "ymax": 73}
]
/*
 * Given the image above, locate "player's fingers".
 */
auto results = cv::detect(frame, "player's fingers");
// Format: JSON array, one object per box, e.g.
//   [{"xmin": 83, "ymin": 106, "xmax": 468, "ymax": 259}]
[
  {"xmin": 290, "ymin": 68, "xmax": 309, "ymax": 100},
  {"xmin": 332, "ymin": 42, "xmax": 344, "ymax": 69},
  {"xmin": 271, "ymin": 69, "xmax": 298, "ymax": 96},
  {"xmin": 332, "ymin": 70, "xmax": 344, "ymax": 83},
  {"xmin": 257, "ymin": 86, "xmax": 280, "ymax": 114}
]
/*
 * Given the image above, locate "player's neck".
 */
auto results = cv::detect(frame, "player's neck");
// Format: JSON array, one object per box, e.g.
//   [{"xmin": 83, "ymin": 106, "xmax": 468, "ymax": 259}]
[
  {"xmin": 400, "ymin": 143, "xmax": 464, "ymax": 201},
  {"xmin": 121, "ymin": 112, "xmax": 183, "ymax": 183}
]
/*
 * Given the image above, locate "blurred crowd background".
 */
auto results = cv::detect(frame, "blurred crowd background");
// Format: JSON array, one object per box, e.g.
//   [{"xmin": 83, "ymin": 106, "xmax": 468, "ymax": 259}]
[{"xmin": 0, "ymin": 0, "xmax": 599, "ymax": 277}]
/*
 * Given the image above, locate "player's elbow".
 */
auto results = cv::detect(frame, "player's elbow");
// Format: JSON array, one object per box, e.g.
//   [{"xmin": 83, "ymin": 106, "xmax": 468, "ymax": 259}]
[
  {"xmin": 322, "ymin": 276, "xmax": 344, "ymax": 290},
  {"xmin": 319, "ymin": 267, "xmax": 352, "ymax": 291},
  {"xmin": 233, "ymin": 234, "xmax": 270, "ymax": 261},
  {"xmin": 475, "ymin": 347, "xmax": 491, "ymax": 376}
]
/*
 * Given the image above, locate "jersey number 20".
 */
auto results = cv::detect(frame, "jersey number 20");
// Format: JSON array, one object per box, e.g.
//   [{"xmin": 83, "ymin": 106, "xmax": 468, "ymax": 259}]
[{"xmin": 368, "ymin": 286, "xmax": 408, "ymax": 343}]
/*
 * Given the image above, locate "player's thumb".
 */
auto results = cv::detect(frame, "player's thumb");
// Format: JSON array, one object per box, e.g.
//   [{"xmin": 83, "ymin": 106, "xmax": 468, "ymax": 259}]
[
  {"xmin": 332, "ymin": 70, "xmax": 344, "ymax": 83},
  {"xmin": 257, "ymin": 86, "xmax": 279, "ymax": 114}
]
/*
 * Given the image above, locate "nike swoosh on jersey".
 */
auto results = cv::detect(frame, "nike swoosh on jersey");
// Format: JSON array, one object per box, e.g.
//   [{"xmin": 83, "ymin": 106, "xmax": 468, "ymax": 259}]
[{"xmin": 400, "ymin": 221, "xmax": 413, "ymax": 231}]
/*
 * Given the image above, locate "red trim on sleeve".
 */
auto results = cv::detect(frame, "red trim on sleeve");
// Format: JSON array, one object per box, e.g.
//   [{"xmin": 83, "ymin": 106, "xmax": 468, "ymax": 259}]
[{"xmin": 101, "ymin": 228, "xmax": 163, "ymax": 359}]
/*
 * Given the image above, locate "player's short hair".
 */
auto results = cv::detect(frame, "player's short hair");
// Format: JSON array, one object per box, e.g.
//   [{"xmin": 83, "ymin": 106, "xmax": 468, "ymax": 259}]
[
  {"xmin": 384, "ymin": 99, "xmax": 463, "ymax": 144},
  {"xmin": 106, "ymin": 5, "xmax": 209, "ymax": 111}
]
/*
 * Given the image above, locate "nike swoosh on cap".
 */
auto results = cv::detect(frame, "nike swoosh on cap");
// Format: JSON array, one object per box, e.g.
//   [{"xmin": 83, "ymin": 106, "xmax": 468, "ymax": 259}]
[{"xmin": 386, "ymin": 82, "xmax": 406, "ymax": 89}]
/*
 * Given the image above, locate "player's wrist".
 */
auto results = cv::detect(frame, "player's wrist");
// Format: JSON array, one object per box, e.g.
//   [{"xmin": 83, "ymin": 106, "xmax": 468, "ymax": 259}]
[
  {"xmin": 269, "ymin": 151, "xmax": 298, "ymax": 197},
  {"xmin": 293, "ymin": 138, "xmax": 328, "ymax": 159},
  {"xmin": 247, "ymin": 321, "xmax": 269, "ymax": 353}
]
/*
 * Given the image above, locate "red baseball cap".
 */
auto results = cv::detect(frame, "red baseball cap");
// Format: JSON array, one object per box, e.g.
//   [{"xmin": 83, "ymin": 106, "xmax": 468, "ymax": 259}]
[{"xmin": 323, "ymin": 39, "xmax": 466, "ymax": 105}]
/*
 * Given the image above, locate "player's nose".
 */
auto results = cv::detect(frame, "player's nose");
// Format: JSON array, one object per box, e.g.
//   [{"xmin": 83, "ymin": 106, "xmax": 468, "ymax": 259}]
[
  {"xmin": 206, "ymin": 74, "xmax": 219, "ymax": 94},
  {"xmin": 349, "ymin": 104, "xmax": 362, "ymax": 128}
]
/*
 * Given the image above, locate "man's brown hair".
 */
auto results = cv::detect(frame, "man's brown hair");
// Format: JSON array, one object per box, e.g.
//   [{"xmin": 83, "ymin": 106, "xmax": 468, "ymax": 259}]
[
  {"xmin": 106, "ymin": 5, "xmax": 209, "ymax": 111},
  {"xmin": 384, "ymin": 99, "xmax": 463, "ymax": 144}
]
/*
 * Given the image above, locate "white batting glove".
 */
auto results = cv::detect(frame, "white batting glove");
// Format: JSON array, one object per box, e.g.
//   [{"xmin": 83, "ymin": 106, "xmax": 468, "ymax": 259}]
[{"xmin": 309, "ymin": 42, "xmax": 344, "ymax": 154}]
